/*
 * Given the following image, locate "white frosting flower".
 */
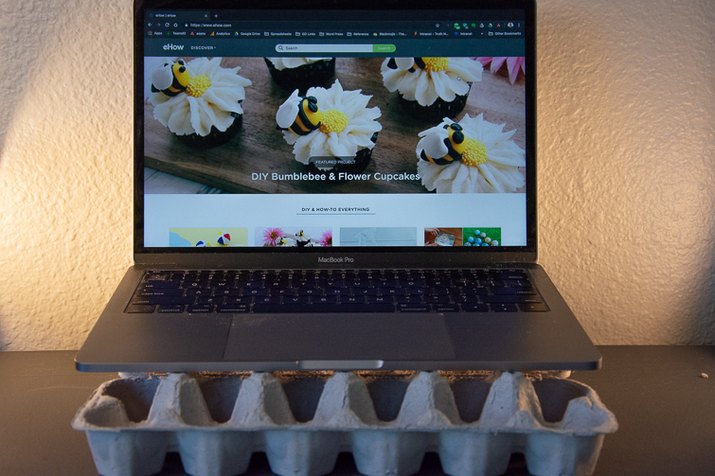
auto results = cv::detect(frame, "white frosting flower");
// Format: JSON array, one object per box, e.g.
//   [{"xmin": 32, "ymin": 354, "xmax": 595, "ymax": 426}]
[
  {"xmin": 278, "ymin": 80, "xmax": 382, "ymax": 166},
  {"xmin": 266, "ymin": 57, "xmax": 332, "ymax": 70},
  {"xmin": 150, "ymin": 57, "xmax": 252, "ymax": 137},
  {"xmin": 381, "ymin": 57, "xmax": 483, "ymax": 106},
  {"xmin": 416, "ymin": 114, "xmax": 525, "ymax": 193}
]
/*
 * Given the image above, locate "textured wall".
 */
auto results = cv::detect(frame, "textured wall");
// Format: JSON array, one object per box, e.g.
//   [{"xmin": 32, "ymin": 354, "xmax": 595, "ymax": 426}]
[{"xmin": 0, "ymin": 0, "xmax": 713, "ymax": 350}]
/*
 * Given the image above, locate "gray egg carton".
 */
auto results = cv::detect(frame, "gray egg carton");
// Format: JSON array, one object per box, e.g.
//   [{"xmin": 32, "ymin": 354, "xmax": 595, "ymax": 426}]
[{"xmin": 72, "ymin": 371, "xmax": 617, "ymax": 476}]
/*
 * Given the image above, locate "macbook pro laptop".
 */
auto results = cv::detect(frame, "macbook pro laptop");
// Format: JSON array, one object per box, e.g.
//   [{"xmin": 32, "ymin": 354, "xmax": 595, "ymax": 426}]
[{"xmin": 76, "ymin": 0, "xmax": 601, "ymax": 372}]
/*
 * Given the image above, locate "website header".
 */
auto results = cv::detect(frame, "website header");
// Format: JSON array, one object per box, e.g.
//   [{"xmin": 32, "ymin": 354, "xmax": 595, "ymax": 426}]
[{"xmin": 145, "ymin": 38, "xmax": 524, "ymax": 57}]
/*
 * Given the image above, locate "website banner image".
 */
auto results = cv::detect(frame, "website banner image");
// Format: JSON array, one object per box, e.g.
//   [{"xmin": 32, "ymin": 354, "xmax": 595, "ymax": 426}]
[{"xmin": 143, "ymin": 55, "xmax": 526, "ymax": 195}]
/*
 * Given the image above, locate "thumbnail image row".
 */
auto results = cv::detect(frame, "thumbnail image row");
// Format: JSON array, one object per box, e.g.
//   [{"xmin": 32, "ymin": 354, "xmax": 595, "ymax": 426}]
[{"xmin": 168, "ymin": 227, "xmax": 502, "ymax": 248}]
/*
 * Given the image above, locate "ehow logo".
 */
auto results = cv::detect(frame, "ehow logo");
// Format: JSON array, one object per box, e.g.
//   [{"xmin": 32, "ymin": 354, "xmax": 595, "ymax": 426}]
[{"xmin": 162, "ymin": 43, "xmax": 184, "ymax": 51}]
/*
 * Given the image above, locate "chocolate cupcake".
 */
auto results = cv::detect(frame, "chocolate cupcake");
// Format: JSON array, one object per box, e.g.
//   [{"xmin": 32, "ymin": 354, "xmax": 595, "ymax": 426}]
[
  {"xmin": 276, "ymin": 81, "xmax": 382, "ymax": 178},
  {"xmin": 381, "ymin": 57, "xmax": 482, "ymax": 121},
  {"xmin": 149, "ymin": 57, "xmax": 252, "ymax": 147},
  {"xmin": 265, "ymin": 57, "xmax": 335, "ymax": 92}
]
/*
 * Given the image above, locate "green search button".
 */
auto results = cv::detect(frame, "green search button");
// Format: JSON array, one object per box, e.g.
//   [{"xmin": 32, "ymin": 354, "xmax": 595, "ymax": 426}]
[{"xmin": 372, "ymin": 44, "xmax": 396, "ymax": 53}]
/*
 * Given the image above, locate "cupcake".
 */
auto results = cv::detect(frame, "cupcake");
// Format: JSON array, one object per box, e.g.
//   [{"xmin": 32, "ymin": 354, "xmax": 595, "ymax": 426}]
[
  {"xmin": 265, "ymin": 57, "xmax": 335, "ymax": 92},
  {"xmin": 381, "ymin": 57, "xmax": 483, "ymax": 121},
  {"xmin": 276, "ymin": 80, "xmax": 382, "ymax": 175},
  {"xmin": 294, "ymin": 230, "xmax": 312, "ymax": 247},
  {"xmin": 476, "ymin": 57, "xmax": 525, "ymax": 84},
  {"xmin": 416, "ymin": 114, "xmax": 525, "ymax": 193},
  {"xmin": 276, "ymin": 236, "xmax": 296, "ymax": 247},
  {"xmin": 149, "ymin": 57, "xmax": 252, "ymax": 147}
]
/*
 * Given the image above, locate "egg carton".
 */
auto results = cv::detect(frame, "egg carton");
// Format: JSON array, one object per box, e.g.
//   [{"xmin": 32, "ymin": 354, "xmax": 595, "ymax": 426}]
[{"xmin": 72, "ymin": 371, "xmax": 617, "ymax": 476}]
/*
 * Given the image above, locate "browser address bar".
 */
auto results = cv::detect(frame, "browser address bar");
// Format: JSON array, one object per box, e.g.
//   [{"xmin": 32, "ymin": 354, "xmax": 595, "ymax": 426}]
[{"xmin": 275, "ymin": 44, "xmax": 396, "ymax": 54}]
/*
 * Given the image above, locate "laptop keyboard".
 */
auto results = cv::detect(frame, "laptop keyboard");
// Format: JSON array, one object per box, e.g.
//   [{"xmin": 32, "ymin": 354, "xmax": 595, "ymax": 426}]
[{"xmin": 126, "ymin": 269, "xmax": 548, "ymax": 314}]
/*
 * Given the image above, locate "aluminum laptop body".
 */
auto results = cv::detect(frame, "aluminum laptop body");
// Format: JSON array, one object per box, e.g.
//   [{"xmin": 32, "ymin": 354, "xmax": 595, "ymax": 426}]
[{"xmin": 76, "ymin": 0, "xmax": 601, "ymax": 372}]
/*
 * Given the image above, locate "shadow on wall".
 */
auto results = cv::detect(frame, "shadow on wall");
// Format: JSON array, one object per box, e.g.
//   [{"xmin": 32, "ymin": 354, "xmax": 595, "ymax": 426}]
[
  {"xmin": 693, "ymin": 217, "xmax": 715, "ymax": 344},
  {"xmin": 0, "ymin": 313, "xmax": 7, "ymax": 350},
  {"xmin": 0, "ymin": 2, "xmax": 82, "ymax": 155}
]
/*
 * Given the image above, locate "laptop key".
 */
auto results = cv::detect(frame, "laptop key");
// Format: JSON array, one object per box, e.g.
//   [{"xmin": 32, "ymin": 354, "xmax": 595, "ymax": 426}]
[
  {"xmin": 217, "ymin": 305, "xmax": 250, "ymax": 313},
  {"xmin": 481, "ymin": 295, "xmax": 543, "ymax": 304},
  {"xmin": 435, "ymin": 304, "xmax": 460, "ymax": 312},
  {"xmin": 490, "ymin": 303, "xmax": 518, "ymax": 312},
  {"xmin": 344, "ymin": 296, "xmax": 366, "ymax": 304},
  {"xmin": 252, "ymin": 303, "xmax": 394, "ymax": 313},
  {"xmin": 366, "ymin": 295, "xmax": 392, "ymax": 304},
  {"xmin": 427, "ymin": 295, "xmax": 453, "ymax": 303},
  {"xmin": 214, "ymin": 288, "xmax": 242, "ymax": 297},
  {"xmin": 142, "ymin": 281, "xmax": 181, "ymax": 290},
  {"xmin": 458, "ymin": 295, "xmax": 483, "ymax": 304},
  {"xmin": 493, "ymin": 287, "xmax": 537, "ymax": 295},
  {"xmin": 398, "ymin": 304, "xmax": 432, "ymax": 312},
  {"xmin": 396, "ymin": 295, "xmax": 426, "ymax": 304},
  {"xmin": 255, "ymin": 296, "xmax": 282, "ymax": 304},
  {"xmin": 462, "ymin": 303, "xmax": 489, "ymax": 312},
  {"xmin": 157, "ymin": 305, "xmax": 184, "ymax": 313},
  {"xmin": 139, "ymin": 288, "xmax": 183, "ymax": 296},
  {"xmin": 125, "ymin": 304, "xmax": 156, "ymax": 313},
  {"xmin": 314, "ymin": 295, "xmax": 339, "ymax": 304},
  {"xmin": 223, "ymin": 296, "xmax": 253, "ymax": 305},
  {"xmin": 519, "ymin": 303, "xmax": 550, "ymax": 312},
  {"xmin": 188, "ymin": 305, "xmax": 213, "ymax": 313},
  {"xmin": 145, "ymin": 296, "xmax": 194, "ymax": 306}
]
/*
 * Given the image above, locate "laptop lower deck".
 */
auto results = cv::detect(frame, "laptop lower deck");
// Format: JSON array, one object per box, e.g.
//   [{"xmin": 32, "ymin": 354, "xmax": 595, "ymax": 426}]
[{"xmin": 76, "ymin": 263, "xmax": 601, "ymax": 372}]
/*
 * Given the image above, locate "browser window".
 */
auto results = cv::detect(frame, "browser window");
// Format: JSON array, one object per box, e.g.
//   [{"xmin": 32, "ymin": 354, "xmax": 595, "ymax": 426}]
[{"xmin": 142, "ymin": 9, "xmax": 528, "ymax": 249}]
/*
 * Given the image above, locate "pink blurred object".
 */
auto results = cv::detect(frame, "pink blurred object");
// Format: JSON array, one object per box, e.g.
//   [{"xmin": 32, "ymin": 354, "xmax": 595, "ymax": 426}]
[
  {"xmin": 320, "ymin": 230, "xmax": 333, "ymax": 247},
  {"xmin": 477, "ymin": 57, "xmax": 525, "ymax": 84},
  {"xmin": 262, "ymin": 227, "xmax": 285, "ymax": 246}
]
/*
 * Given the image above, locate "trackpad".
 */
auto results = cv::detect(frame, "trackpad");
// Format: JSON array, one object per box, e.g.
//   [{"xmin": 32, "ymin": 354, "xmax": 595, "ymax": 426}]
[{"xmin": 224, "ymin": 314, "xmax": 456, "ymax": 363}]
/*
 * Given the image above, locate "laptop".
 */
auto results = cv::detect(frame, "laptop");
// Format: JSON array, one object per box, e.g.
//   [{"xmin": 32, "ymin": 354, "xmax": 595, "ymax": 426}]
[{"xmin": 76, "ymin": 0, "xmax": 601, "ymax": 372}]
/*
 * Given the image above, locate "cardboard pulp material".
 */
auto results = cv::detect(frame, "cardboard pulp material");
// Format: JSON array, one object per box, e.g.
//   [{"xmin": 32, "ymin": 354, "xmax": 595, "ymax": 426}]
[{"xmin": 72, "ymin": 371, "xmax": 618, "ymax": 476}]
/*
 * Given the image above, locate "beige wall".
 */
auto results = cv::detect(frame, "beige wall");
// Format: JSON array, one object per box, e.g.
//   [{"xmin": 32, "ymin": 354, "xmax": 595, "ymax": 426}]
[{"xmin": 0, "ymin": 0, "xmax": 713, "ymax": 350}]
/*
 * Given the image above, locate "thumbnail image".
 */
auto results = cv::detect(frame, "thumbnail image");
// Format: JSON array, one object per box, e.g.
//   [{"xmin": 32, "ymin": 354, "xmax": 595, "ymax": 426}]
[
  {"xmin": 424, "ymin": 228, "xmax": 463, "ymax": 247},
  {"xmin": 339, "ymin": 227, "xmax": 417, "ymax": 247},
  {"xmin": 169, "ymin": 228, "xmax": 248, "ymax": 247},
  {"xmin": 144, "ymin": 56, "xmax": 525, "ymax": 194},
  {"xmin": 462, "ymin": 227, "xmax": 502, "ymax": 247},
  {"xmin": 257, "ymin": 227, "xmax": 332, "ymax": 247}
]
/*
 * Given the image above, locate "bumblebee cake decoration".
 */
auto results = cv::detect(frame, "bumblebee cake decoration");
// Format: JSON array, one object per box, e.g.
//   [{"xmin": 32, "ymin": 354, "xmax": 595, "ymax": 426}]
[
  {"xmin": 418, "ymin": 120, "xmax": 467, "ymax": 165},
  {"xmin": 151, "ymin": 59, "xmax": 190, "ymax": 96},
  {"xmin": 276, "ymin": 91, "xmax": 322, "ymax": 135}
]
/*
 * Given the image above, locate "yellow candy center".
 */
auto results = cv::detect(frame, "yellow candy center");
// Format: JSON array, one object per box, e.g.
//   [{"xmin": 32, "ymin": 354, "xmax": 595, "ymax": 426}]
[
  {"xmin": 184, "ymin": 75, "xmax": 211, "ymax": 97},
  {"xmin": 460, "ymin": 138, "xmax": 488, "ymax": 167},
  {"xmin": 422, "ymin": 57, "xmax": 449, "ymax": 72},
  {"xmin": 319, "ymin": 109, "xmax": 349, "ymax": 134}
]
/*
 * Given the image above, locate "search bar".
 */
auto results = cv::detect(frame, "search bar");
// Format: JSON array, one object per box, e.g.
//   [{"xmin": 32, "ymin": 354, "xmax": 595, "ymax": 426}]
[{"xmin": 275, "ymin": 44, "xmax": 396, "ymax": 54}]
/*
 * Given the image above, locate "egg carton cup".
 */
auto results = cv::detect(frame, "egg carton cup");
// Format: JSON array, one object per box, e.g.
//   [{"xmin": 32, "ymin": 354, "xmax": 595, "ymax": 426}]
[{"xmin": 72, "ymin": 371, "xmax": 617, "ymax": 476}]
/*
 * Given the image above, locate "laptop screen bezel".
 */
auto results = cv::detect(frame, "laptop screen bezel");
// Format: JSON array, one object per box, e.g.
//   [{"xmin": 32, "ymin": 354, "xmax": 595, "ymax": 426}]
[{"xmin": 133, "ymin": 0, "xmax": 537, "ymax": 267}]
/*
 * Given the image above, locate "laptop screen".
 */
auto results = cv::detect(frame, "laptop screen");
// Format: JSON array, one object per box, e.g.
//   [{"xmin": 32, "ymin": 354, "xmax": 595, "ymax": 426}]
[{"xmin": 139, "ymin": 4, "xmax": 533, "ymax": 252}]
